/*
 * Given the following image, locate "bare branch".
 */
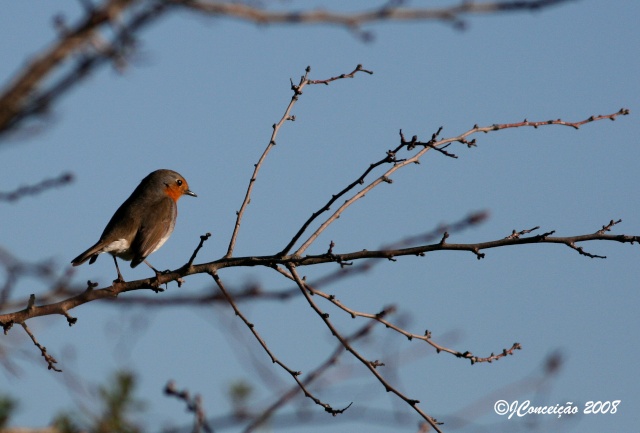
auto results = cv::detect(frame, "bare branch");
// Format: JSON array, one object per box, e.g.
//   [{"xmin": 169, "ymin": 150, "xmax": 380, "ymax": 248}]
[
  {"xmin": 278, "ymin": 125, "xmax": 427, "ymax": 257},
  {"xmin": 286, "ymin": 264, "xmax": 443, "ymax": 432},
  {"xmin": 1, "ymin": 109, "xmax": 633, "ymax": 376},
  {"xmin": 308, "ymin": 64, "xmax": 374, "ymax": 85},
  {"xmin": 2, "ymin": 221, "xmax": 637, "ymax": 333}
]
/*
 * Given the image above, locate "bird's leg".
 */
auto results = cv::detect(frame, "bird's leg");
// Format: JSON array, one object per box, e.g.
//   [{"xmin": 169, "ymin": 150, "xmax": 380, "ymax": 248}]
[
  {"xmin": 144, "ymin": 260, "xmax": 169, "ymax": 292},
  {"xmin": 144, "ymin": 260, "xmax": 172, "ymax": 275},
  {"xmin": 144, "ymin": 259, "xmax": 161, "ymax": 275},
  {"xmin": 112, "ymin": 256, "xmax": 125, "ymax": 283},
  {"xmin": 145, "ymin": 259, "xmax": 172, "ymax": 278}
]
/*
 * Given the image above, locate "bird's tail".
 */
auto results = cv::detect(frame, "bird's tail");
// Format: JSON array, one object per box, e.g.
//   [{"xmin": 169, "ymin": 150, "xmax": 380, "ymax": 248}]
[{"xmin": 71, "ymin": 242, "xmax": 103, "ymax": 266}]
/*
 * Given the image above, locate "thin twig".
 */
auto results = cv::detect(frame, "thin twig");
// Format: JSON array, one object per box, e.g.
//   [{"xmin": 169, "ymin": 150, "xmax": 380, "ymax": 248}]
[
  {"xmin": 279, "ymin": 126, "xmax": 430, "ymax": 257},
  {"xmin": 21, "ymin": 322, "xmax": 61, "ymax": 372},
  {"xmin": 186, "ymin": 232, "xmax": 212, "ymax": 267},
  {"xmin": 225, "ymin": 67, "xmax": 312, "ymax": 258},
  {"xmin": 227, "ymin": 65, "xmax": 372, "ymax": 258}
]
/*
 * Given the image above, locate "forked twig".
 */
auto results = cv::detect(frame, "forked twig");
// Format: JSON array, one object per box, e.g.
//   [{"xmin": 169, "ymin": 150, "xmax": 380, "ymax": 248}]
[
  {"xmin": 286, "ymin": 264, "xmax": 443, "ymax": 432},
  {"xmin": 226, "ymin": 65, "xmax": 372, "ymax": 258},
  {"xmin": 242, "ymin": 320, "xmax": 378, "ymax": 433},
  {"xmin": 210, "ymin": 271, "xmax": 349, "ymax": 415}
]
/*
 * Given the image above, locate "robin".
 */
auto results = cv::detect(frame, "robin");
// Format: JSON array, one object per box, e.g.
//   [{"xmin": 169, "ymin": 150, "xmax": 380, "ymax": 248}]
[{"xmin": 71, "ymin": 169, "xmax": 196, "ymax": 282}]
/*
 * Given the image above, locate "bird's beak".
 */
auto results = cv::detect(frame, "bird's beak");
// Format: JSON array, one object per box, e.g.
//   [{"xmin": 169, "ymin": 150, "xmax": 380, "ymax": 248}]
[{"xmin": 185, "ymin": 189, "xmax": 197, "ymax": 197}]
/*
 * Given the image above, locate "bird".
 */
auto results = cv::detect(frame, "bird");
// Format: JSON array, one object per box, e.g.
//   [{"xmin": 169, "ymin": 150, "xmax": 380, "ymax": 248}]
[{"xmin": 71, "ymin": 169, "xmax": 196, "ymax": 282}]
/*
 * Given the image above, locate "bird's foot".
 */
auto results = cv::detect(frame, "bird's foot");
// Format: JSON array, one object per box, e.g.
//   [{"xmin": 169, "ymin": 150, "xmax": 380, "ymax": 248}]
[
  {"xmin": 149, "ymin": 271, "xmax": 169, "ymax": 293},
  {"xmin": 113, "ymin": 272, "xmax": 125, "ymax": 284}
]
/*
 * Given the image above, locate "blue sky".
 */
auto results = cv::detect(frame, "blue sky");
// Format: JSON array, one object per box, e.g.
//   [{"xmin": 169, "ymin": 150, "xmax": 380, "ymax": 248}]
[{"xmin": 1, "ymin": 1, "xmax": 639, "ymax": 432}]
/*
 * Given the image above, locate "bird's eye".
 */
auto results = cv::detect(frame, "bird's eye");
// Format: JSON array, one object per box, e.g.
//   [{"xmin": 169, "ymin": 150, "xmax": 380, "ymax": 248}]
[{"xmin": 176, "ymin": 179, "xmax": 183, "ymax": 186}]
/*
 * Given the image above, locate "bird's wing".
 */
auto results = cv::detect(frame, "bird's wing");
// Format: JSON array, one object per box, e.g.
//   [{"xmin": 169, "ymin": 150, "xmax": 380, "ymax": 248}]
[{"xmin": 129, "ymin": 198, "xmax": 177, "ymax": 268}]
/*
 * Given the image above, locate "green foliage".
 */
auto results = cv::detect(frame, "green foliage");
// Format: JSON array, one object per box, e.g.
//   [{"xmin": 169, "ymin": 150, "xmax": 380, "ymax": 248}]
[
  {"xmin": 228, "ymin": 379, "xmax": 253, "ymax": 419},
  {"xmin": 93, "ymin": 371, "xmax": 145, "ymax": 433},
  {"xmin": 0, "ymin": 395, "xmax": 17, "ymax": 428},
  {"xmin": 53, "ymin": 371, "xmax": 145, "ymax": 433}
]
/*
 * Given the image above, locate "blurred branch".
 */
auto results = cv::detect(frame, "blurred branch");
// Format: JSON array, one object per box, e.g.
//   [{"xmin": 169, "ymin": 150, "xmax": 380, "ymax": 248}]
[
  {"xmin": 0, "ymin": 172, "xmax": 73, "ymax": 203},
  {"xmin": 0, "ymin": 247, "xmax": 61, "ymax": 308},
  {"xmin": 0, "ymin": 0, "xmax": 572, "ymax": 139},
  {"xmin": 165, "ymin": 381, "xmax": 214, "ymax": 433},
  {"xmin": 0, "ymin": 0, "xmax": 165, "ymax": 138},
  {"xmin": 172, "ymin": 0, "xmax": 572, "ymax": 38}
]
